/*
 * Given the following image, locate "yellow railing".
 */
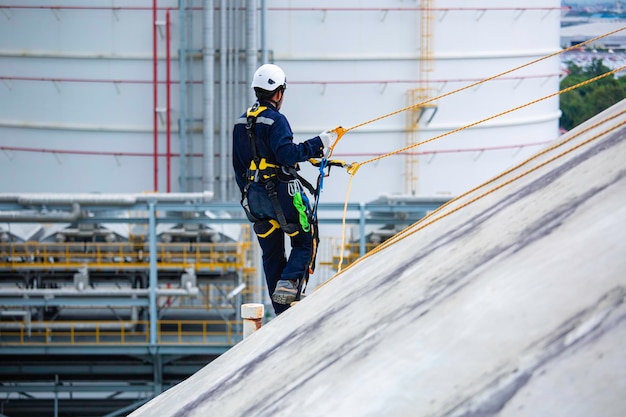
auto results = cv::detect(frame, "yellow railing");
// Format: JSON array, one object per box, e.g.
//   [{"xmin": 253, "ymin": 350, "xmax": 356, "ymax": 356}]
[
  {"xmin": 0, "ymin": 241, "xmax": 252, "ymax": 270},
  {"xmin": 157, "ymin": 320, "xmax": 238, "ymax": 345},
  {"xmin": 323, "ymin": 241, "xmax": 379, "ymax": 270},
  {"xmin": 0, "ymin": 320, "xmax": 241, "ymax": 346}
]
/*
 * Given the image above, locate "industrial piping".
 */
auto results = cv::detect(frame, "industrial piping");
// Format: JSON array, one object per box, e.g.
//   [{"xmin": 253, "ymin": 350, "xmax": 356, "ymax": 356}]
[
  {"xmin": 0, "ymin": 287, "xmax": 200, "ymax": 297},
  {"xmin": 153, "ymin": 0, "xmax": 159, "ymax": 191},
  {"xmin": 219, "ymin": 0, "xmax": 228, "ymax": 201},
  {"xmin": 246, "ymin": 0, "xmax": 258, "ymax": 106},
  {"xmin": 202, "ymin": 0, "xmax": 215, "ymax": 196},
  {"xmin": 0, "ymin": 192, "xmax": 214, "ymax": 205},
  {"xmin": 0, "ymin": 192, "xmax": 214, "ymax": 221},
  {"xmin": 0, "ymin": 203, "xmax": 81, "ymax": 222}
]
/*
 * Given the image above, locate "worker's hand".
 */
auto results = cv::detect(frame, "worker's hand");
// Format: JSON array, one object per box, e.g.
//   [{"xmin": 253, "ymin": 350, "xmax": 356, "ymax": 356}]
[
  {"xmin": 319, "ymin": 130, "xmax": 337, "ymax": 148},
  {"xmin": 319, "ymin": 130, "xmax": 338, "ymax": 158}
]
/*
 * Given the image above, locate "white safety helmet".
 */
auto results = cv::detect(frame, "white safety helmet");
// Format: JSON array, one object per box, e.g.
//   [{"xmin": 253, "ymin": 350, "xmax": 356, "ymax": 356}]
[{"xmin": 251, "ymin": 64, "xmax": 287, "ymax": 92}]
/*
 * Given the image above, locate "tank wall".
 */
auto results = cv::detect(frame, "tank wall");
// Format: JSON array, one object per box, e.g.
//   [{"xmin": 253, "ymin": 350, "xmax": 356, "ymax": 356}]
[
  {"xmin": 0, "ymin": 0, "xmax": 563, "ymax": 199},
  {"xmin": 0, "ymin": 127, "xmax": 181, "ymax": 193},
  {"xmin": 0, "ymin": 0, "xmax": 197, "ymax": 193},
  {"xmin": 267, "ymin": 0, "xmax": 562, "ymax": 199}
]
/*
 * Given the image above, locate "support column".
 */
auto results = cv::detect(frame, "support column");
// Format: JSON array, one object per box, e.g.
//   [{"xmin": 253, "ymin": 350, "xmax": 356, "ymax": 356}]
[
  {"xmin": 148, "ymin": 201, "xmax": 158, "ymax": 346},
  {"xmin": 203, "ymin": 0, "xmax": 215, "ymax": 194},
  {"xmin": 241, "ymin": 303, "xmax": 264, "ymax": 339}
]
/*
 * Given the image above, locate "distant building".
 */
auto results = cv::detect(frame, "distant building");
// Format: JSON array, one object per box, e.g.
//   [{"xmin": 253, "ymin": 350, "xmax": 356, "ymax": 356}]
[{"xmin": 561, "ymin": 21, "xmax": 626, "ymax": 50}]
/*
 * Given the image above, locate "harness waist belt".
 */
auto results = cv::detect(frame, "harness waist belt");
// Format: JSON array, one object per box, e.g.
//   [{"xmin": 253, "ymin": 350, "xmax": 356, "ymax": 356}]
[{"xmin": 247, "ymin": 158, "xmax": 281, "ymax": 182}]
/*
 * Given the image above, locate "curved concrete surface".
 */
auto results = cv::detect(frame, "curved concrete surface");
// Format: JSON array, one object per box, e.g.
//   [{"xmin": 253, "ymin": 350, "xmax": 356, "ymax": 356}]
[{"xmin": 129, "ymin": 100, "xmax": 626, "ymax": 417}]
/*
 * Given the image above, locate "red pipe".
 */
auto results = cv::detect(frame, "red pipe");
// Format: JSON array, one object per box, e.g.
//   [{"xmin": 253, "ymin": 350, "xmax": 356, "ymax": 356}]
[
  {"xmin": 0, "ymin": 6, "xmax": 182, "ymax": 11},
  {"xmin": 0, "ymin": 73, "xmax": 564, "ymax": 85},
  {"xmin": 0, "ymin": 141, "xmax": 551, "ymax": 158},
  {"xmin": 152, "ymin": 0, "xmax": 158, "ymax": 192},
  {"xmin": 266, "ymin": 7, "xmax": 570, "ymax": 12},
  {"xmin": 336, "ymin": 141, "xmax": 553, "ymax": 157},
  {"xmin": 0, "ymin": 146, "xmax": 167, "ymax": 157},
  {"xmin": 0, "ymin": 76, "xmax": 192, "ymax": 84},
  {"xmin": 166, "ymin": 9, "xmax": 172, "ymax": 193},
  {"xmin": 0, "ymin": 5, "xmax": 569, "ymax": 12},
  {"xmin": 288, "ymin": 73, "xmax": 565, "ymax": 85}
]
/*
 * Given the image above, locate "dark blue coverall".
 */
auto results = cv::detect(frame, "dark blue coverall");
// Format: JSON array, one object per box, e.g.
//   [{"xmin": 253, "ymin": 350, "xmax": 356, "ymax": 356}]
[{"xmin": 233, "ymin": 100, "xmax": 324, "ymax": 314}]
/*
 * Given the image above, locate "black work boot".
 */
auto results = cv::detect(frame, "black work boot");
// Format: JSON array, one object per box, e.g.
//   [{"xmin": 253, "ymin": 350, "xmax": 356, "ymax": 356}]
[{"xmin": 272, "ymin": 279, "xmax": 298, "ymax": 305}]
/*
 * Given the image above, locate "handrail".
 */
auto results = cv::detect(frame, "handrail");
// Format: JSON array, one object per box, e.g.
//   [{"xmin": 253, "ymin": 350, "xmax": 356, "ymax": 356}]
[
  {"xmin": 0, "ymin": 319, "xmax": 240, "ymax": 346},
  {"xmin": 0, "ymin": 241, "xmax": 251, "ymax": 270}
]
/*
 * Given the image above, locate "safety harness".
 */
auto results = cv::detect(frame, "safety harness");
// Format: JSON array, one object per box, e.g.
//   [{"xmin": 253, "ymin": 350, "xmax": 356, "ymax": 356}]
[
  {"xmin": 241, "ymin": 102, "xmax": 346, "ymax": 301},
  {"xmin": 241, "ymin": 103, "xmax": 317, "ymax": 299},
  {"xmin": 242, "ymin": 103, "xmax": 317, "ymax": 232}
]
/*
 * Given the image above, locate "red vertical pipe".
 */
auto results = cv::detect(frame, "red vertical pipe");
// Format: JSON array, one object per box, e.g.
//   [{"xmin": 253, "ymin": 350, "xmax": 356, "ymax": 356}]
[
  {"xmin": 152, "ymin": 0, "xmax": 159, "ymax": 191},
  {"xmin": 166, "ymin": 10, "xmax": 172, "ymax": 192}
]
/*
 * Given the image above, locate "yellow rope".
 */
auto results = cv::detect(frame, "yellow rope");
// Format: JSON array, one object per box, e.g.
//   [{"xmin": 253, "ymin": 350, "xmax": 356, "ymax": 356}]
[
  {"xmin": 359, "ymin": 66, "xmax": 624, "ymax": 166},
  {"xmin": 372, "ymin": 119, "xmax": 625, "ymax": 254},
  {"xmin": 319, "ymin": 70, "xmax": 625, "ymax": 288},
  {"xmin": 317, "ymin": 27, "xmax": 626, "ymax": 289},
  {"xmin": 319, "ymin": 109, "xmax": 626, "ymax": 286},
  {"xmin": 328, "ymin": 26, "xmax": 626, "ymax": 150},
  {"xmin": 336, "ymin": 172, "xmax": 357, "ymax": 272},
  {"xmin": 371, "ymin": 112, "xmax": 626, "ymax": 253},
  {"xmin": 333, "ymin": 67, "xmax": 624, "ymax": 258}
]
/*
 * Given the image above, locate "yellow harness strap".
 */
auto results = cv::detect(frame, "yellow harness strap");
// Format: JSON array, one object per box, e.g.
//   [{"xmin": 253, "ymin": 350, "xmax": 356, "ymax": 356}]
[
  {"xmin": 248, "ymin": 158, "xmax": 281, "ymax": 181},
  {"xmin": 256, "ymin": 219, "xmax": 281, "ymax": 238},
  {"xmin": 247, "ymin": 105, "xmax": 267, "ymax": 118},
  {"xmin": 246, "ymin": 105, "xmax": 283, "ymax": 181}
]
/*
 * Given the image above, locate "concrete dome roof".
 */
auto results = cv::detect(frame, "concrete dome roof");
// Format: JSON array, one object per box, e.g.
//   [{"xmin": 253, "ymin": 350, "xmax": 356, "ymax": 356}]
[{"xmin": 131, "ymin": 99, "xmax": 626, "ymax": 417}]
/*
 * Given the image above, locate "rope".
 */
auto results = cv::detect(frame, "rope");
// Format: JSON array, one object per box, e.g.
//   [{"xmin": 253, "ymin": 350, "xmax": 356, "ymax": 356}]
[
  {"xmin": 329, "ymin": 26, "xmax": 626, "ymax": 152},
  {"xmin": 324, "ymin": 27, "xmax": 626, "ymax": 286},
  {"xmin": 336, "ymin": 173, "xmax": 357, "ymax": 272},
  {"xmin": 329, "ymin": 65, "xmax": 625, "ymax": 285},
  {"xmin": 356, "ymin": 65, "xmax": 624, "ymax": 168},
  {"xmin": 324, "ymin": 108, "xmax": 626, "ymax": 286},
  {"xmin": 373, "ymin": 110, "xmax": 626, "ymax": 252}
]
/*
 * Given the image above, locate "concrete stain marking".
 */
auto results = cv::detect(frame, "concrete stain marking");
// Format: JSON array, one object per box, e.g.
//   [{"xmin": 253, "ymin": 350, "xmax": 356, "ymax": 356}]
[
  {"xmin": 529, "ymin": 287, "xmax": 625, "ymax": 359},
  {"xmin": 510, "ymin": 167, "xmax": 626, "ymax": 256},
  {"xmin": 328, "ymin": 177, "xmax": 612, "ymax": 346},
  {"xmin": 321, "ymin": 128, "xmax": 626, "ymax": 325},
  {"xmin": 241, "ymin": 299, "xmax": 404, "ymax": 416},
  {"xmin": 379, "ymin": 136, "xmax": 626, "ymax": 323},
  {"xmin": 356, "ymin": 188, "xmax": 582, "ymax": 330},
  {"xmin": 175, "ymin": 285, "xmax": 389, "ymax": 415},
  {"xmin": 351, "ymin": 126, "xmax": 626, "ymax": 306},
  {"xmin": 170, "ymin": 310, "xmax": 340, "ymax": 417},
  {"xmin": 243, "ymin": 322, "xmax": 390, "ymax": 417},
  {"xmin": 390, "ymin": 245, "xmax": 509, "ymax": 327},
  {"xmin": 432, "ymin": 126, "xmax": 626, "ymax": 251},
  {"xmin": 328, "ymin": 140, "xmax": 626, "ymax": 369},
  {"xmin": 170, "ymin": 126, "xmax": 626, "ymax": 417},
  {"xmin": 441, "ymin": 287, "xmax": 626, "ymax": 417}
]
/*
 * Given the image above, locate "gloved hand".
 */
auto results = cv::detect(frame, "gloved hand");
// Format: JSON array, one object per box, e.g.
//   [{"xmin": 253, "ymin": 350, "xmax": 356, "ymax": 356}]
[{"xmin": 318, "ymin": 130, "xmax": 338, "ymax": 158}]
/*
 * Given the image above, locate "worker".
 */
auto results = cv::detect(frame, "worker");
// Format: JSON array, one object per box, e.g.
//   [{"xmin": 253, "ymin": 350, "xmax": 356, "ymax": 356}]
[{"xmin": 233, "ymin": 63, "xmax": 336, "ymax": 315}]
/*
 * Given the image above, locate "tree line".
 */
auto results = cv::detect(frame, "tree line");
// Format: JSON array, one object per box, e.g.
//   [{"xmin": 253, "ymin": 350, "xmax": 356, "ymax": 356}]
[{"xmin": 560, "ymin": 58, "xmax": 626, "ymax": 131}]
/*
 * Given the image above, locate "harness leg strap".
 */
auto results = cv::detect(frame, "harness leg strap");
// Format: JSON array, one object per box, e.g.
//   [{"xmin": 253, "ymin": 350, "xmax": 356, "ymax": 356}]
[
  {"xmin": 253, "ymin": 219, "xmax": 281, "ymax": 238},
  {"xmin": 265, "ymin": 181, "xmax": 300, "ymax": 236}
]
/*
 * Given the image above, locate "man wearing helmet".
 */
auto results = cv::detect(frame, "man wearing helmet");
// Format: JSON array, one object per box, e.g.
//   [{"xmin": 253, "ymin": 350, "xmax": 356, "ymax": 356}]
[{"xmin": 233, "ymin": 64, "xmax": 335, "ymax": 315}]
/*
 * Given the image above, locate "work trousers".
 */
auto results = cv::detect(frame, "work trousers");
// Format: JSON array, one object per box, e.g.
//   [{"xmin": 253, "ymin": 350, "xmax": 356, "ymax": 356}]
[{"xmin": 247, "ymin": 181, "xmax": 313, "ymax": 314}]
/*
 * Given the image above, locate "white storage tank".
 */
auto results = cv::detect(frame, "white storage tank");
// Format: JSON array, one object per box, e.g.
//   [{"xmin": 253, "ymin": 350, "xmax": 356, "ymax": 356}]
[
  {"xmin": 0, "ymin": 0, "xmax": 183, "ymax": 193},
  {"xmin": 0, "ymin": 0, "xmax": 563, "ymax": 201},
  {"xmin": 267, "ymin": 0, "xmax": 563, "ymax": 200}
]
